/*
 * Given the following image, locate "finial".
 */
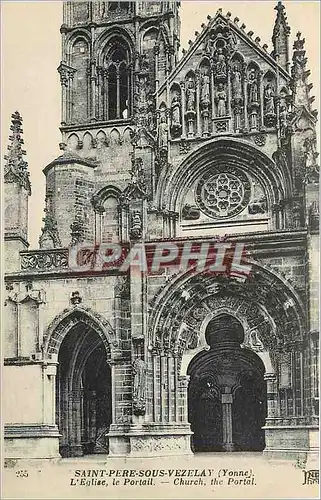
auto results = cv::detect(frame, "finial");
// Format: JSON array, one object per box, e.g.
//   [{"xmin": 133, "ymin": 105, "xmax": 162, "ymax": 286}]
[
  {"xmin": 247, "ymin": 31, "xmax": 254, "ymax": 38},
  {"xmin": 255, "ymin": 37, "xmax": 261, "ymax": 44},
  {"xmin": 275, "ymin": 1, "xmax": 284, "ymax": 12},
  {"xmin": 293, "ymin": 31, "xmax": 305, "ymax": 51},
  {"xmin": 241, "ymin": 23, "xmax": 246, "ymax": 30},
  {"xmin": 4, "ymin": 111, "xmax": 28, "ymax": 174},
  {"xmin": 226, "ymin": 11, "xmax": 231, "ymax": 19},
  {"xmin": 234, "ymin": 17, "xmax": 239, "ymax": 25}
]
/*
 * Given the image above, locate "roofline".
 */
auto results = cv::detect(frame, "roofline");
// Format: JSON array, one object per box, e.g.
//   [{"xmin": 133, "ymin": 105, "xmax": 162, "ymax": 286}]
[{"xmin": 157, "ymin": 12, "xmax": 290, "ymax": 96}]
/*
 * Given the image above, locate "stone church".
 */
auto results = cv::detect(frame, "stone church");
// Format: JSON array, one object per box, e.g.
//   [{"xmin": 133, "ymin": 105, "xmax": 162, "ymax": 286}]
[{"xmin": 4, "ymin": 1, "xmax": 319, "ymax": 461}]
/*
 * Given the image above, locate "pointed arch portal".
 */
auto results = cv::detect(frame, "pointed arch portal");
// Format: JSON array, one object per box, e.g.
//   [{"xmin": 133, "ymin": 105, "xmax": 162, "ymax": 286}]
[
  {"xmin": 55, "ymin": 320, "xmax": 112, "ymax": 457},
  {"xmin": 188, "ymin": 314, "xmax": 267, "ymax": 452}
]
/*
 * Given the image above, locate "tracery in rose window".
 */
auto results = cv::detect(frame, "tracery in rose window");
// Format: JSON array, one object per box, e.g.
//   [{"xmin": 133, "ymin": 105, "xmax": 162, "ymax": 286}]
[{"xmin": 195, "ymin": 167, "xmax": 251, "ymax": 219}]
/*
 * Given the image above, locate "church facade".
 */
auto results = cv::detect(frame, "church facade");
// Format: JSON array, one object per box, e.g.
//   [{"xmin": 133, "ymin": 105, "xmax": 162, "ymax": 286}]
[{"xmin": 4, "ymin": 1, "xmax": 319, "ymax": 461}]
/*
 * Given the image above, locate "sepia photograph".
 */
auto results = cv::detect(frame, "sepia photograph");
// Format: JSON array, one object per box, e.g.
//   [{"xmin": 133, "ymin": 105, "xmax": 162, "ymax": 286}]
[{"xmin": 1, "ymin": 0, "xmax": 320, "ymax": 498}]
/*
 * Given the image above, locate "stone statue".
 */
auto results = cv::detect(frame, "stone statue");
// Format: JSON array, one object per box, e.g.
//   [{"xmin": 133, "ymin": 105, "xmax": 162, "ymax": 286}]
[
  {"xmin": 133, "ymin": 358, "xmax": 146, "ymax": 416},
  {"xmin": 137, "ymin": 75, "xmax": 147, "ymax": 111},
  {"xmin": 232, "ymin": 64, "xmax": 242, "ymax": 101},
  {"xmin": 201, "ymin": 72, "xmax": 210, "ymax": 104},
  {"xmin": 158, "ymin": 116, "xmax": 168, "ymax": 149},
  {"xmin": 171, "ymin": 95, "xmax": 181, "ymax": 128},
  {"xmin": 182, "ymin": 204, "xmax": 200, "ymax": 220},
  {"xmin": 248, "ymin": 196, "xmax": 267, "ymax": 215},
  {"xmin": 215, "ymin": 84, "xmax": 227, "ymax": 117},
  {"xmin": 130, "ymin": 211, "xmax": 142, "ymax": 239},
  {"xmin": 215, "ymin": 48, "xmax": 227, "ymax": 79},
  {"xmin": 264, "ymin": 83, "xmax": 275, "ymax": 115},
  {"xmin": 186, "ymin": 79, "xmax": 196, "ymax": 111},
  {"xmin": 248, "ymin": 69, "xmax": 258, "ymax": 103}
]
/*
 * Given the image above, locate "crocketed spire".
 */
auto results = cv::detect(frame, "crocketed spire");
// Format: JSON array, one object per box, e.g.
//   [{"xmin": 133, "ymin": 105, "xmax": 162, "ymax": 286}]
[{"xmin": 4, "ymin": 111, "xmax": 31, "ymax": 194}]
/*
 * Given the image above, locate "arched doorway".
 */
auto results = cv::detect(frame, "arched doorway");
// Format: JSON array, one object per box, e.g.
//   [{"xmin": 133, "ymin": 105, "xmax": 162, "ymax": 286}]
[
  {"xmin": 56, "ymin": 323, "xmax": 112, "ymax": 457},
  {"xmin": 188, "ymin": 314, "xmax": 267, "ymax": 452}
]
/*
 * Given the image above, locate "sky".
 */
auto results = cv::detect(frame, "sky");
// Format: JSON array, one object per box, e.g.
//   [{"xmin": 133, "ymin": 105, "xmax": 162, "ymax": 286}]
[{"xmin": 1, "ymin": 1, "xmax": 320, "ymax": 248}]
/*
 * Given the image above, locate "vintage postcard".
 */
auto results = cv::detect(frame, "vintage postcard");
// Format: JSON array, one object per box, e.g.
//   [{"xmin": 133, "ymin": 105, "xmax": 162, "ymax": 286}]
[{"xmin": 1, "ymin": 0, "xmax": 320, "ymax": 499}]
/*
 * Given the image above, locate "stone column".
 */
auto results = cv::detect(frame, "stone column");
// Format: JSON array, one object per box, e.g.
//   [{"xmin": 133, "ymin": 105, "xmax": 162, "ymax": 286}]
[
  {"xmin": 265, "ymin": 373, "xmax": 278, "ymax": 419},
  {"xmin": 180, "ymin": 82, "xmax": 186, "ymax": 138},
  {"xmin": 178, "ymin": 375, "xmax": 190, "ymax": 423},
  {"xmin": 243, "ymin": 73, "xmax": 248, "ymax": 131},
  {"xmin": 196, "ymin": 71, "xmax": 201, "ymax": 137},
  {"xmin": 210, "ymin": 61, "xmax": 215, "ymax": 123},
  {"xmin": 221, "ymin": 391, "xmax": 234, "ymax": 451},
  {"xmin": 259, "ymin": 71, "xmax": 264, "ymax": 129},
  {"xmin": 70, "ymin": 389, "xmax": 83, "ymax": 456}
]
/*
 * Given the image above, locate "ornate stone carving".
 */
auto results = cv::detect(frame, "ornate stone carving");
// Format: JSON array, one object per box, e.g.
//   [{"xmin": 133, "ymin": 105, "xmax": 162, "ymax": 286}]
[
  {"xmin": 132, "ymin": 358, "xmax": 146, "ymax": 416},
  {"xmin": 39, "ymin": 213, "xmax": 61, "ymax": 249},
  {"xmin": 130, "ymin": 211, "xmax": 143, "ymax": 240},
  {"xmin": 195, "ymin": 168, "xmax": 251, "ymax": 219},
  {"xmin": 114, "ymin": 276, "xmax": 130, "ymax": 298},
  {"xmin": 157, "ymin": 116, "xmax": 169, "ymax": 151},
  {"xmin": 248, "ymin": 196, "xmax": 267, "ymax": 215},
  {"xmin": 170, "ymin": 95, "xmax": 182, "ymax": 136},
  {"xmin": 200, "ymin": 71, "xmax": 210, "ymax": 106},
  {"xmin": 263, "ymin": 83, "xmax": 276, "ymax": 126},
  {"xmin": 4, "ymin": 111, "xmax": 31, "ymax": 194},
  {"xmin": 70, "ymin": 291, "xmax": 82, "ymax": 306},
  {"xmin": 253, "ymin": 134, "xmax": 267, "ymax": 147},
  {"xmin": 131, "ymin": 435, "xmax": 187, "ymax": 452},
  {"xmin": 182, "ymin": 204, "xmax": 200, "ymax": 220},
  {"xmin": 186, "ymin": 78, "xmax": 196, "ymax": 112},
  {"xmin": 20, "ymin": 249, "xmax": 69, "ymax": 271},
  {"xmin": 214, "ymin": 47, "xmax": 227, "ymax": 81},
  {"xmin": 179, "ymin": 140, "xmax": 191, "ymax": 155},
  {"xmin": 124, "ymin": 156, "xmax": 147, "ymax": 200},
  {"xmin": 70, "ymin": 216, "xmax": 85, "ymax": 245},
  {"xmin": 303, "ymin": 136, "xmax": 319, "ymax": 185},
  {"xmin": 231, "ymin": 63, "xmax": 243, "ymax": 103},
  {"xmin": 215, "ymin": 83, "xmax": 227, "ymax": 117},
  {"xmin": 308, "ymin": 201, "xmax": 319, "ymax": 232},
  {"xmin": 248, "ymin": 69, "xmax": 259, "ymax": 104}
]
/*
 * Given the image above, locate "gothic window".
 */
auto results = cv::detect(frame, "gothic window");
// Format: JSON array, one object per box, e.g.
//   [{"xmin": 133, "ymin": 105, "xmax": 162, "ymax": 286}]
[
  {"xmin": 195, "ymin": 168, "xmax": 251, "ymax": 219},
  {"xmin": 101, "ymin": 197, "xmax": 119, "ymax": 243},
  {"xmin": 108, "ymin": 2, "xmax": 131, "ymax": 13},
  {"xmin": 93, "ymin": 186, "xmax": 121, "ymax": 243},
  {"xmin": 104, "ymin": 41, "xmax": 131, "ymax": 120}
]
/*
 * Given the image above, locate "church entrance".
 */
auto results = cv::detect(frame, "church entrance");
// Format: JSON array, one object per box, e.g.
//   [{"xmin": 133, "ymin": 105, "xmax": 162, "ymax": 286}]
[
  {"xmin": 56, "ymin": 325, "xmax": 112, "ymax": 457},
  {"xmin": 188, "ymin": 314, "xmax": 266, "ymax": 452}
]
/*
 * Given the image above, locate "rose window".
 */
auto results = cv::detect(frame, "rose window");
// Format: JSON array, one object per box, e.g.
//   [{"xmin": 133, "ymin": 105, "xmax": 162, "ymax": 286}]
[{"xmin": 195, "ymin": 168, "xmax": 251, "ymax": 218}]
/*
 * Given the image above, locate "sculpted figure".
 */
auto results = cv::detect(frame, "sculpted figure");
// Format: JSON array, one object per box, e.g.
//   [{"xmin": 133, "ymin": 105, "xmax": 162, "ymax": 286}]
[
  {"xmin": 248, "ymin": 69, "xmax": 258, "ymax": 103},
  {"xmin": 133, "ymin": 358, "xmax": 146, "ymax": 415},
  {"xmin": 215, "ymin": 83, "xmax": 227, "ymax": 117},
  {"xmin": 158, "ymin": 116, "xmax": 168, "ymax": 149},
  {"xmin": 264, "ymin": 83, "xmax": 275, "ymax": 114},
  {"xmin": 130, "ymin": 211, "xmax": 142, "ymax": 239},
  {"xmin": 186, "ymin": 79, "xmax": 196, "ymax": 111},
  {"xmin": 215, "ymin": 48, "xmax": 227, "ymax": 78},
  {"xmin": 201, "ymin": 72, "xmax": 210, "ymax": 104},
  {"xmin": 232, "ymin": 64, "xmax": 242, "ymax": 100},
  {"xmin": 171, "ymin": 95, "xmax": 181, "ymax": 127}
]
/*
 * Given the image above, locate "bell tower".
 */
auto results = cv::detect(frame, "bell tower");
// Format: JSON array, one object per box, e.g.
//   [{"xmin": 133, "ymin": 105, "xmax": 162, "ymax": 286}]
[{"xmin": 57, "ymin": 0, "xmax": 180, "ymax": 131}]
